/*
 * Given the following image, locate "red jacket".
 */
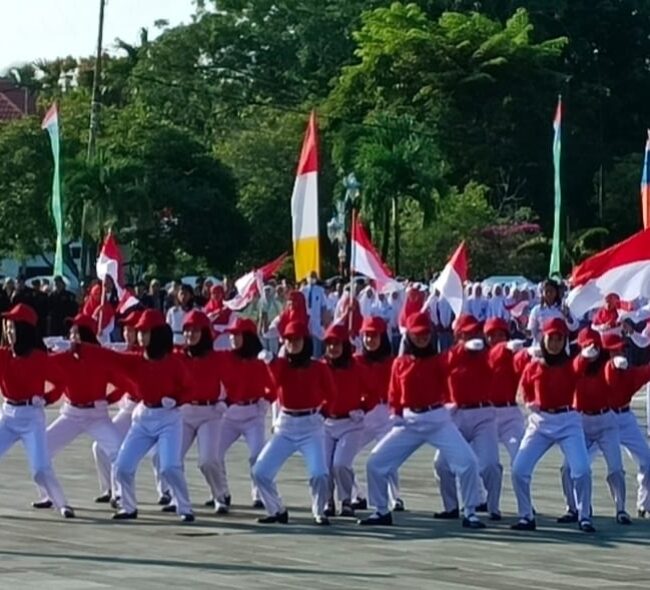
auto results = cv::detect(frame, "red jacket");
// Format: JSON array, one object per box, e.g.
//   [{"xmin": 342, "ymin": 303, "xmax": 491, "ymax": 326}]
[
  {"xmin": 268, "ymin": 358, "xmax": 335, "ymax": 411},
  {"xmin": 572, "ymin": 356, "xmax": 610, "ymax": 412},
  {"xmin": 220, "ymin": 353, "xmax": 275, "ymax": 405},
  {"xmin": 442, "ymin": 344, "xmax": 492, "ymax": 406},
  {"xmin": 487, "ymin": 343, "xmax": 519, "ymax": 405},
  {"xmin": 355, "ymin": 354, "xmax": 393, "ymax": 410},
  {"xmin": 604, "ymin": 363, "xmax": 650, "ymax": 409},
  {"xmin": 388, "ymin": 354, "xmax": 446, "ymax": 415},
  {"xmin": 520, "ymin": 359, "xmax": 577, "ymax": 409},
  {"xmin": 177, "ymin": 350, "xmax": 225, "ymax": 405},
  {"xmin": 0, "ymin": 348, "xmax": 67, "ymax": 404},
  {"xmin": 320, "ymin": 358, "xmax": 368, "ymax": 417}
]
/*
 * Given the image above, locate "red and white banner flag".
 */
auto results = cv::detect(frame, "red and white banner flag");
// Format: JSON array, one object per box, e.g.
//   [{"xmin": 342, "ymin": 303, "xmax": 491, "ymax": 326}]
[
  {"xmin": 351, "ymin": 218, "xmax": 393, "ymax": 291},
  {"xmin": 225, "ymin": 253, "xmax": 288, "ymax": 311},
  {"xmin": 567, "ymin": 228, "xmax": 650, "ymax": 317},
  {"xmin": 96, "ymin": 233, "xmax": 140, "ymax": 315},
  {"xmin": 432, "ymin": 242, "xmax": 468, "ymax": 318}
]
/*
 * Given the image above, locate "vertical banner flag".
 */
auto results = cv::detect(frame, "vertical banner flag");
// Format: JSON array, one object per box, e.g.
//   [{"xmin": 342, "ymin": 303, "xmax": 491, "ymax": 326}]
[
  {"xmin": 641, "ymin": 130, "xmax": 650, "ymax": 229},
  {"xmin": 431, "ymin": 241, "xmax": 468, "ymax": 318},
  {"xmin": 41, "ymin": 103, "xmax": 64, "ymax": 277},
  {"xmin": 291, "ymin": 111, "xmax": 320, "ymax": 282},
  {"xmin": 549, "ymin": 95, "xmax": 562, "ymax": 277},
  {"xmin": 351, "ymin": 217, "xmax": 393, "ymax": 290}
]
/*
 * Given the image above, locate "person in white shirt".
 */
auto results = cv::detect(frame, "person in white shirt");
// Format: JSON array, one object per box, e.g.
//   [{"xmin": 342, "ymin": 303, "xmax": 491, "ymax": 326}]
[
  {"xmin": 486, "ymin": 284, "xmax": 510, "ymax": 321},
  {"xmin": 463, "ymin": 283, "xmax": 488, "ymax": 322},
  {"xmin": 526, "ymin": 278, "xmax": 578, "ymax": 343},
  {"xmin": 166, "ymin": 284, "xmax": 196, "ymax": 345},
  {"xmin": 300, "ymin": 271, "xmax": 327, "ymax": 358}
]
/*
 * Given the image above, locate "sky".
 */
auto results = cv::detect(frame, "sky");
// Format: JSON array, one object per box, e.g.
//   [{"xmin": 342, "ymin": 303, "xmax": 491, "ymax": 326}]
[{"xmin": 1, "ymin": 0, "xmax": 197, "ymax": 73}]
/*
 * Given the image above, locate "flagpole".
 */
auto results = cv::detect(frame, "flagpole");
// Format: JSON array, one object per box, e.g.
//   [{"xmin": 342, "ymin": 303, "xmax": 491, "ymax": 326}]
[
  {"xmin": 549, "ymin": 94, "xmax": 563, "ymax": 278},
  {"xmin": 348, "ymin": 208, "xmax": 357, "ymax": 333}
]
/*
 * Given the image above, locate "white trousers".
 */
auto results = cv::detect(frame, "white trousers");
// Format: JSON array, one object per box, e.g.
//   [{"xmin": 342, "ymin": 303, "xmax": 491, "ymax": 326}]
[
  {"xmin": 435, "ymin": 407, "xmax": 502, "ymax": 514},
  {"xmin": 38, "ymin": 402, "xmax": 122, "ymax": 501},
  {"xmin": 0, "ymin": 403, "xmax": 68, "ymax": 509},
  {"xmin": 496, "ymin": 405, "xmax": 526, "ymax": 463},
  {"xmin": 252, "ymin": 411, "xmax": 329, "ymax": 518},
  {"xmin": 560, "ymin": 411, "xmax": 626, "ymax": 514},
  {"xmin": 352, "ymin": 403, "xmax": 400, "ymax": 503},
  {"xmin": 215, "ymin": 403, "xmax": 266, "ymax": 506},
  {"xmin": 324, "ymin": 417, "xmax": 364, "ymax": 504},
  {"xmin": 615, "ymin": 409, "xmax": 650, "ymax": 511},
  {"xmin": 367, "ymin": 407, "xmax": 480, "ymax": 516},
  {"xmin": 93, "ymin": 399, "xmax": 167, "ymax": 497},
  {"xmin": 512, "ymin": 411, "xmax": 592, "ymax": 521},
  {"xmin": 115, "ymin": 405, "xmax": 192, "ymax": 515}
]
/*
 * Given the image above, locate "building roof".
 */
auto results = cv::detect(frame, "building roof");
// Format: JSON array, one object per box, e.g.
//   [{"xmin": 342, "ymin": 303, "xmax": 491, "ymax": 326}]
[{"xmin": 0, "ymin": 78, "xmax": 36, "ymax": 121}]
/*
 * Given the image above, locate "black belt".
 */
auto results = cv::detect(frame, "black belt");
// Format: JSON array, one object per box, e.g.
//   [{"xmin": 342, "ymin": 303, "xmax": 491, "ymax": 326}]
[
  {"xmin": 143, "ymin": 402, "xmax": 165, "ymax": 409},
  {"xmin": 70, "ymin": 402, "xmax": 97, "ymax": 409},
  {"xmin": 325, "ymin": 413, "xmax": 351, "ymax": 420},
  {"xmin": 457, "ymin": 403, "xmax": 493, "ymax": 410},
  {"xmin": 408, "ymin": 404, "xmax": 444, "ymax": 414},
  {"xmin": 540, "ymin": 406, "xmax": 572, "ymax": 414},
  {"xmin": 228, "ymin": 399, "xmax": 260, "ymax": 407},
  {"xmin": 190, "ymin": 399, "xmax": 219, "ymax": 407},
  {"xmin": 493, "ymin": 402, "xmax": 518, "ymax": 408},
  {"xmin": 283, "ymin": 408, "xmax": 319, "ymax": 417},
  {"xmin": 613, "ymin": 406, "xmax": 630, "ymax": 414},
  {"xmin": 5, "ymin": 399, "xmax": 34, "ymax": 407},
  {"xmin": 581, "ymin": 408, "xmax": 610, "ymax": 416}
]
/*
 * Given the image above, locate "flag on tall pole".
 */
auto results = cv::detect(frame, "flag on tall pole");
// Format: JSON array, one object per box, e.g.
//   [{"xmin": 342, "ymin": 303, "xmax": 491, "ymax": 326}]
[
  {"xmin": 549, "ymin": 95, "xmax": 563, "ymax": 277},
  {"xmin": 641, "ymin": 130, "xmax": 650, "ymax": 229},
  {"xmin": 41, "ymin": 103, "xmax": 64, "ymax": 277},
  {"xmin": 430, "ymin": 241, "xmax": 468, "ymax": 318},
  {"xmin": 351, "ymin": 217, "xmax": 393, "ymax": 290},
  {"xmin": 291, "ymin": 111, "xmax": 320, "ymax": 282}
]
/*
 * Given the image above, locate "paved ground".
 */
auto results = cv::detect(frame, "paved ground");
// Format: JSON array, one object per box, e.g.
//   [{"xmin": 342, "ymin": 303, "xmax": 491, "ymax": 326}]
[{"xmin": 1, "ymin": 395, "xmax": 649, "ymax": 589}]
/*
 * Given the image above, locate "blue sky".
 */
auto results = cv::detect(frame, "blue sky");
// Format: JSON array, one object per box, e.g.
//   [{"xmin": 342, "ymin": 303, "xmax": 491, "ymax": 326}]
[{"xmin": 1, "ymin": 0, "xmax": 196, "ymax": 72}]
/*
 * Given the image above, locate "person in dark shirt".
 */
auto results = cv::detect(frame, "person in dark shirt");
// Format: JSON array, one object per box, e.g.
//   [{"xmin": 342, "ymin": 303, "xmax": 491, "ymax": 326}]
[
  {"xmin": 47, "ymin": 276, "xmax": 79, "ymax": 336},
  {"xmin": 30, "ymin": 279, "xmax": 49, "ymax": 336}
]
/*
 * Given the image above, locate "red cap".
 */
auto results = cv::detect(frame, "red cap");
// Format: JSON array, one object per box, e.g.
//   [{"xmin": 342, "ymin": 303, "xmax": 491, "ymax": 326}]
[
  {"xmin": 135, "ymin": 309, "xmax": 166, "ymax": 331},
  {"xmin": 405, "ymin": 312, "xmax": 432, "ymax": 335},
  {"xmin": 68, "ymin": 314, "xmax": 97, "ymax": 333},
  {"xmin": 182, "ymin": 310, "xmax": 211, "ymax": 331},
  {"xmin": 602, "ymin": 332, "xmax": 626, "ymax": 352},
  {"xmin": 577, "ymin": 327, "xmax": 601, "ymax": 348},
  {"xmin": 542, "ymin": 318, "xmax": 568, "ymax": 336},
  {"xmin": 324, "ymin": 323, "xmax": 349, "ymax": 343},
  {"xmin": 120, "ymin": 310, "xmax": 143, "ymax": 327},
  {"xmin": 484, "ymin": 317, "xmax": 509, "ymax": 335},
  {"xmin": 360, "ymin": 316, "xmax": 387, "ymax": 334},
  {"xmin": 282, "ymin": 320, "xmax": 309, "ymax": 339},
  {"xmin": 228, "ymin": 317, "xmax": 258, "ymax": 335},
  {"xmin": 454, "ymin": 314, "xmax": 482, "ymax": 335},
  {"xmin": 2, "ymin": 303, "xmax": 37, "ymax": 327}
]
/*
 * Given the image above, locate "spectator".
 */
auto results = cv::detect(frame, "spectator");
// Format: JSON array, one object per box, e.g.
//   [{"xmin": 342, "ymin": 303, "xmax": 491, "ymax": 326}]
[
  {"xmin": 47, "ymin": 276, "xmax": 78, "ymax": 336},
  {"xmin": 166, "ymin": 284, "xmax": 197, "ymax": 345}
]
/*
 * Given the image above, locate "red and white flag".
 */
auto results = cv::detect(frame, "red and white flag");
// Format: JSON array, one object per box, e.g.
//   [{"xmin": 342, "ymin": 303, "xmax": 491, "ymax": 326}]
[
  {"xmin": 224, "ymin": 253, "xmax": 288, "ymax": 311},
  {"xmin": 567, "ymin": 228, "xmax": 650, "ymax": 317},
  {"xmin": 351, "ymin": 218, "xmax": 394, "ymax": 291},
  {"xmin": 432, "ymin": 242, "xmax": 468, "ymax": 318},
  {"xmin": 96, "ymin": 233, "xmax": 140, "ymax": 315}
]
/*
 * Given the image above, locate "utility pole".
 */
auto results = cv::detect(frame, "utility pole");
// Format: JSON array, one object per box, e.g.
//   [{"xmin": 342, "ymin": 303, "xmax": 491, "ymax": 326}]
[{"xmin": 81, "ymin": 0, "xmax": 106, "ymax": 279}]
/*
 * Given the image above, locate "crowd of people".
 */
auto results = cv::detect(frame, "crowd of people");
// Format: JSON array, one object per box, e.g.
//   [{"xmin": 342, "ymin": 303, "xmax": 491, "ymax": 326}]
[{"xmin": 0, "ymin": 270, "xmax": 649, "ymax": 534}]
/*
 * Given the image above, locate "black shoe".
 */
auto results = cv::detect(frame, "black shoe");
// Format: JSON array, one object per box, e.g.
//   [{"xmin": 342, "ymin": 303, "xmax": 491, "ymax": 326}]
[
  {"xmin": 161, "ymin": 505, "xmax": 177, "ymax": 513},
  {"xmin": 109, "ymin": 496, "xmax": 121, "ymax": 510},
  {"xmin": 579, "ymin": 519, "xmax": 596, "ymax": 533},
  {"xmin": 257, "ymin": 511, "xmax": 289, "ymax": 524},
  {"xmin": 638, "ymin": 509, "xmax": 648, "ymax": 518},
  {"xmin": 252, "ymin": 500, "xmax": 264, "ymax": 509},
  {"xmin": 351, "ymin": 497, "xmax": 367, "ymax": 510},
  {"xmin": 112, "ymin": 510, "xmax": 138, "ymax": 520},
  {"xmin": 462, "ymin": 514, "xmax": 486, "ymax": 529},
  {"xmin": 314, "ymin": 516, "xmax": 330, "ymax": 526},
  {"xmin": 181, "ymin": 513, "xmax": 195, "ymax": 523},
  {"xmin": 224, "ymin": 494, "xmax": 232, "ymax": 507},
  {"xmin": 204, "ymin": 498, "xmax": 215, "ymax": 507},
  {"xmin": 358, "ymin": 511, "xmax": 393, "ymax": 526},
  {"xmin": 433, "ymin": 508, "xmax": 459, "ymax": 520},
  {"xmin": 556, "ymin": 510, "xmax": 578, "ymax": 524},
  {"xmin": 489, "ymin": 512, "xmax": 502, "ymax": 521},
  {"xmin": 95, "ymin": 492, "xmax": 111, "ymax": 504},
  {"xmin": 616, "ymin": 511, "xmax": 632, "ymax": 525},
  {"xmin": 340, "ymin": 503, "xmax": 355, "ymax": 518},
  {"xmin": 323, "ymin": 502, "xmax": 336, "ymax": 518},
  {"xmin": 61, "ymin": 506, "xmax": 75, "ymax": 519},
  {"xmin": 157, "ymin": 492, "xmax": 172, "ymax": 506},
  {"xmin": 32, "ymin": 500, "xmax": 53, "ymax": 509},
  {"xmin": 475, "ymin": 502, "xmax": 488, "ymax": 513},
  {"xmin": 511, "ymin": 518, "xmax": 536, "ymax": 531},
  {"xmin": 215, "ymin": 505, "xmax": 229, "ymax": 515},
  {"xmin": 392, "ymin": 498, "xmax": 405, "ymax": 512}
]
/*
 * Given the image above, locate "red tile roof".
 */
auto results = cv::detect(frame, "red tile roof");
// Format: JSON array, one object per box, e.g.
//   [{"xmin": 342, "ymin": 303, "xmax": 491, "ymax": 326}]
[{"xmin": 0, "ymin": 79, "xmax": 36, "ymax": 121}]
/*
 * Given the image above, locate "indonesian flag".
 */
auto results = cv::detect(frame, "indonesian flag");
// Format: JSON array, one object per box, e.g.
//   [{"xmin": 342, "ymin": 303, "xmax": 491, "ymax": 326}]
[
  {"xmin": 291, "ymin": 112, "xmax": 320, "ymax": 282},
  {"xmin": 96, "ymin": 233, "xmax": 140, "ymax": 315},
  {"xmin": 351, "ymin": 218, "xmax": 393, "ymax": 291},
  {"xmin": 431, "ymin": 242, "xmax": 468, "ymax": 318},
  {"xmin": 567, "ymin": 228, "xmax": 650, "ymax": 317},
  {"xmin": 224, "ymin": 253, "xmax": 288, "ymax": 311}
]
